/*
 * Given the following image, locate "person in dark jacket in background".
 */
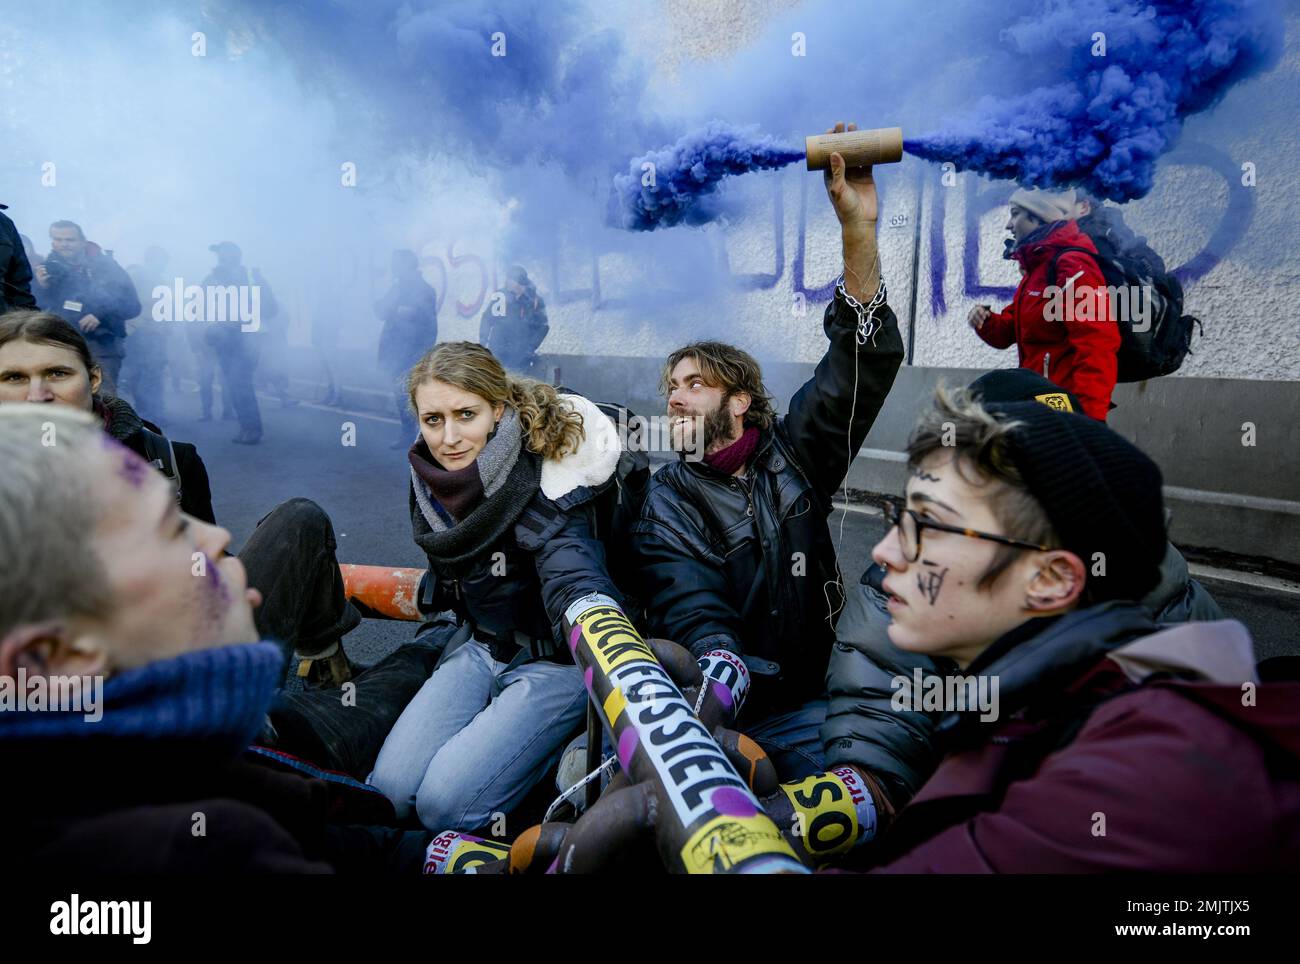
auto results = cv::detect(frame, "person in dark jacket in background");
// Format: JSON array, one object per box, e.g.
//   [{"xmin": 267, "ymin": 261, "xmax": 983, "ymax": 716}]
[
  {"xmin": 627, "ymin": 121, "xmax": 904, "ymax": 780},
  {"xmin": 32, "ymin": 219, "xmax": 140, "ymax": 395},
  {"xmin": 821, "ymin": 369, "xmax": 1225, "ymax": 814},
  {"xmin": 479, "ymin": 265, "xmax": 548, "ymax": 373},
  {"xmin": 968, "ymin": 188, "xmax": 1118, "ymax": 422},
  {"xmin": 199, "ymin": 241, "xmax": 282, "ymax": 444},
  {"xmin": 0, "ymin": 203, "xmax": 37, "ymax": 315},
  {"xmin": 0, "ymin": 310, "xmax": 368, "ymax": 689},
  {"xmin": 368, "ymin": 341, "xmax": 625, "ymax": 832},
  {"xmin": 376, "ymin": 248, "xmax": 439, "ymax": 447},
  {"xmin": 119, "ymin": 245, "xmax": 173, "ymax": 427}
]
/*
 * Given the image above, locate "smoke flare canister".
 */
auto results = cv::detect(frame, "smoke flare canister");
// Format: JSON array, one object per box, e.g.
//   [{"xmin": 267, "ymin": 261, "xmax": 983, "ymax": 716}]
[{"xmin": 804, "ymin": 127, "xmax": 904, "ymax": 171}]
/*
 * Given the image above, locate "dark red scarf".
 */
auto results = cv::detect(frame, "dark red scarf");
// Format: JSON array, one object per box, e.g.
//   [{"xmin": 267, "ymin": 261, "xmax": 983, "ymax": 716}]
[
  {"xmin": 704, "ymin": 426, "xmax": 760, "ymax": 476},
  {"xmin": 409, "ymin": 439, "xmax": 485, "ymax": 522}
]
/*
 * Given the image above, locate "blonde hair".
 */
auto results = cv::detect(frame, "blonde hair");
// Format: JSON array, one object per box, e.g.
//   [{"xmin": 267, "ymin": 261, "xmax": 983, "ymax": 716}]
[
  {"xmin": 0, "ymin": 404, "xmax": 115, "ymax": 638},
  {"xmin": 406, "ymin": 341, "xmax": 584, "ymax": 461}
]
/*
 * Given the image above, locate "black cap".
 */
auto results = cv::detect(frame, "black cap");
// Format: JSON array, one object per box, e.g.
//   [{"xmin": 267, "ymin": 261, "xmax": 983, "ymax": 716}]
[
  {"xmin": 986, "ymin": 401, "xmax": 1166, "ymax": 602},
  {"xmin": 969, "ymin": 369, "xmax": 1081, "ymax": 414},
  {"xmin": 209, "ymin": 241, "xmax": 241, "ymax": 258}
]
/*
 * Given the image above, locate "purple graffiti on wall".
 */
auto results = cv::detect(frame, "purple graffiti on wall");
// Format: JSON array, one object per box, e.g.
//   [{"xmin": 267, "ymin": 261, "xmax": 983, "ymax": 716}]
[
  {"xmin": 791, "ymin": 175, "xmax": 838, "ymax": 304},
  {"xmin": 929, "ymin": 184, "xmax": 948, "ymax": 318},
  {"xmin": 416, "ymin": 147, "xmax": 1253, "ymax": 329}
]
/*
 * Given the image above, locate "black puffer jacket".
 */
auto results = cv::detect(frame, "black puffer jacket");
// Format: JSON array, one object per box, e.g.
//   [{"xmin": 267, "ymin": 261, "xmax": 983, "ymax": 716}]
[
  {"xmin": 822, "ymin": 542, "xmax": 1226, "ymax": 810},
  {"xmin": 0, "ymin": 206, "xmax": 36, "ymax": 314},
  {"xmin": 97, "ymin": 393, "xmax": 216, "ymax": 523},
  {"xmin": 412, "ymin": 399, "xmax": 624, "ymax": 664},
  {"xmin": 630, "ymin": 283, "xmax": 904, "ymax": 719},
  {"xmin": 36, "ymin": 247, "xmax": 140, "ymax": 351}
]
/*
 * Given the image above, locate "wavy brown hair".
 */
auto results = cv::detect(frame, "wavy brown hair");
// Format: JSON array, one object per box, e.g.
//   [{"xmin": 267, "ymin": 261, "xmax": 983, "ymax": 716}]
[
  {"xmin": 406, "ymin": 341, "xmax": 584, "ymax": 460},
  {"xmin": 660, "ymin": 341, "xmax": 776, "ymax": 431}
]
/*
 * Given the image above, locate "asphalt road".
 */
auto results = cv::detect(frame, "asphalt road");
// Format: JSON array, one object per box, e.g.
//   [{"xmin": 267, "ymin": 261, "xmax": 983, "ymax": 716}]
[{"xmin": 164, "ymin": 382, "xmax": 1300, "ymax": 668}]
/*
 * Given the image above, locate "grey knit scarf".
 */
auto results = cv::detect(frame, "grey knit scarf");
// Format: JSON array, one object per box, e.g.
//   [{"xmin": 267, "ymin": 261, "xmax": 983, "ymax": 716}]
[
  {"xmin": 409, "ymin": 406, "xmax": 540, "ymax": 571},
  {"xmin": 410, "ymin": 406, "xmax": 522, "ymax": 532}
]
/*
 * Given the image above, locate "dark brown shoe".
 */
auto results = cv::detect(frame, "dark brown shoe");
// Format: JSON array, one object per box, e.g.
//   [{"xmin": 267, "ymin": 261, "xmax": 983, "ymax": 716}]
[{"xmin": 295, "ymin": 643, "xmax": 355, "ymax": 690}]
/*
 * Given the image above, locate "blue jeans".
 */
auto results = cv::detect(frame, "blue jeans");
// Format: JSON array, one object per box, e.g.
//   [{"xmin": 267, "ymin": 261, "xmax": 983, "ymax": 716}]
[
  {"xmin": 746, "ymin": 698, "xmax": 828, "ymax": 782},
  {"xmin": 368, "ymin": 640, "xmax": 587, "ymax": 832}
]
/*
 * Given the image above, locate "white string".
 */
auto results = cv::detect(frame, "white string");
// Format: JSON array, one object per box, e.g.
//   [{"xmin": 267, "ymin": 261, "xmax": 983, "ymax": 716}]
[
  {"xmin": 823, "ymin": 253, "xmax": 886, "ymax": 629},
  {"xmin": 543, "ymin": 753, "xmax": 617, "ymax": 823},
  {"xmin": 693, "ymin": 678, "xmax": 709, "ymax": 715}
]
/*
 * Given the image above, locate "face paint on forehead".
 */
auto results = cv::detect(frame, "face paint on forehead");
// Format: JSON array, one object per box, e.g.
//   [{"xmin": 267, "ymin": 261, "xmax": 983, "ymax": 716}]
[
  {"xmin": 911, "ymin": 467, "xmax": 941, "ymax": 483},
  {"xmin": 100, "ymin": 434, "xmax": 152, "ymax": 488}
]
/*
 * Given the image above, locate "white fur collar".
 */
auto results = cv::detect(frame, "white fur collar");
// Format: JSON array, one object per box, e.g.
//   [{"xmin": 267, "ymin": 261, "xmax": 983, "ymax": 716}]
[{"xmin": 541, "ymin": 394, "xmax": 621, "ymax": 500}]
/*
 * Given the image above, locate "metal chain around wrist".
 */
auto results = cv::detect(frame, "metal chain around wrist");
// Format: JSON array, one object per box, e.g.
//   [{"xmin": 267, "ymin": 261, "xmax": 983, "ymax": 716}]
[{"xmin": 837, "ymin": 275, "xmax": 888, "ymax": 345}]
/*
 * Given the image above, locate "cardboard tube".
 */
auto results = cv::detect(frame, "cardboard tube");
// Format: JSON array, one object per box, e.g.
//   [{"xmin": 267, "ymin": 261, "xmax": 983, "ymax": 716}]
[{"xmin": 805, "ymin": 127, "xmax": 903, "ymax": 171}]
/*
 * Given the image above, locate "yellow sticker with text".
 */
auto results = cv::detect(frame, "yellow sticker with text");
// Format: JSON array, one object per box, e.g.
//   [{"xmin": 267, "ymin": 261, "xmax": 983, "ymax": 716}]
[
  {"xmin": 782, "ymin": 771, "xmax": 860, "ymax": 858},
  {"xmin": 680, "ymin": 813, "xmax": 797, "ymax": 874},
  {"xmin": 578, "ymin": 606, "xmax": 656, "ymax": 676}
]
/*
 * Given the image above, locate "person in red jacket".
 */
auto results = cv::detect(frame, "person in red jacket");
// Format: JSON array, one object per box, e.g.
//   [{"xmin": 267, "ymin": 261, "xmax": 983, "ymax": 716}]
[{"xmin": 968, "ymin": 188, "xmax": 1119, "ymax": 421}]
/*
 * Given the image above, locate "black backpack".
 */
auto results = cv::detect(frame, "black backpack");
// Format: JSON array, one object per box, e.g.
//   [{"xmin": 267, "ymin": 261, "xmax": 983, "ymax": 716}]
[{"xmin": 1049, "ymin": 206, "xmax": 1201, "ymax": 382}]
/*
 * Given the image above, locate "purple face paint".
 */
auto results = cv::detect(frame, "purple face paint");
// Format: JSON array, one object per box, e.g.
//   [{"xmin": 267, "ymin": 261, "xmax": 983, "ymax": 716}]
[
  {"xmin": 617, "ymin": 727, "xmax": 639, "ymax": 771},
  {"xmin": 194, "ymin": 552, "xmax": 231, "ymax": 637},
  {"xmin": 204, "ymin": 555, "xmax": 229, "ymax": 600},
  {"xmin": 118, "ymin": 448, "xmax": 151, "ymax": 488},
  {"xmin": 711, "ymin": 787, "xmax": 757, "ymax": 819},
  {"xmin": 710, "ymin": 680, "xmax": 734, "ymax": 711}
]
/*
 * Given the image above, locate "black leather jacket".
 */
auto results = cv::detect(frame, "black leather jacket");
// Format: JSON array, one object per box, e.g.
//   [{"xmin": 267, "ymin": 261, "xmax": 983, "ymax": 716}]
[{"xmin": 630, "ymin": 283, "xmax": 904, "ymax": 719}]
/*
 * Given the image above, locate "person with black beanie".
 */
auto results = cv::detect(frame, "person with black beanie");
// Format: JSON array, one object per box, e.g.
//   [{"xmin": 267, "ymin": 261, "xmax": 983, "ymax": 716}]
[{"xmin": 821, "ymin": 369, "xmax": 1222, "ymax": 828}]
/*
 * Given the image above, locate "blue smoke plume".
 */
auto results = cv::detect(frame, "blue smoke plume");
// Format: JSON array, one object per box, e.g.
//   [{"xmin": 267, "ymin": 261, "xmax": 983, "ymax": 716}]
[
  {"xmin": 904, "ymin": 0, "xmax": 1284, "ymax": 201},
  {"xmin": 610, "ymin": 122, "xmax": 804, "ymax": 231}
]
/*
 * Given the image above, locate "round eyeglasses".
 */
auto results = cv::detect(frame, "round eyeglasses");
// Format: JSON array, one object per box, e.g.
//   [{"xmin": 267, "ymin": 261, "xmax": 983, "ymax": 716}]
[{"xmin": 882, "ymin": 501, "xmax": 1052, "ymax": 563}]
